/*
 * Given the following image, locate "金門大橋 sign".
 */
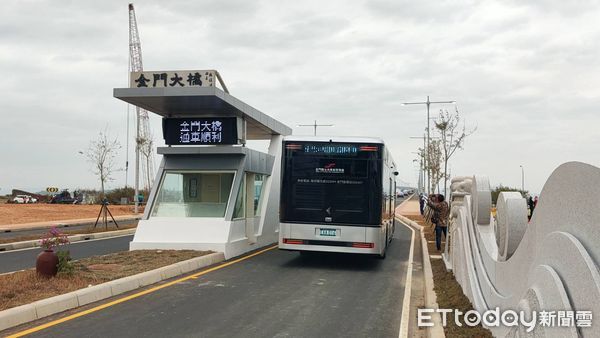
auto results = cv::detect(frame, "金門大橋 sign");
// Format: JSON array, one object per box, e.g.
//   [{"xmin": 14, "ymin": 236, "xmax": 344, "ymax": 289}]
[{"xmin": 130, "ymin": 70, "xmax": 216, "ymax": 88}]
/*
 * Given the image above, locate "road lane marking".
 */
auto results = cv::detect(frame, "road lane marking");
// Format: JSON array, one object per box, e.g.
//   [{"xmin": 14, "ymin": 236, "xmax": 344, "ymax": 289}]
[
  {"xmin": 397, "ymin": 217, "xmax": 416, "ymax": 338},
  {"xmin": 7, "ymin": 245, "xmax": 278, "ymax": 338}
]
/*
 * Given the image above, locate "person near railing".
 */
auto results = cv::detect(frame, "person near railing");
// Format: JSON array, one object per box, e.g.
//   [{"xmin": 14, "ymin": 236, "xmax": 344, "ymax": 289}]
[{"xmin": 428, "ymin": 194, "xmax": 449, "ymax": 251}]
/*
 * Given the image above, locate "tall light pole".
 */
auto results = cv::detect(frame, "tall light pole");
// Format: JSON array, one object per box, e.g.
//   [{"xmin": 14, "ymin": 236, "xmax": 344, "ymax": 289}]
[
  {"xmin": 520, "ymin": 165, "xmax": 524, "ymax": 192},
  {"xmin": 412, "ymin": 157, "xmax": 423, "ymax": 193},
  {"xmin": 298, "ymin": 120, "xmax": 334, "ymax": 136},
  {"xmin": 403, "ymin": 96, "xmax": 455, "ymax": 194},
  {"xmin": 410, "ymin": 134, "xmax": 427, "ymax": 193}
]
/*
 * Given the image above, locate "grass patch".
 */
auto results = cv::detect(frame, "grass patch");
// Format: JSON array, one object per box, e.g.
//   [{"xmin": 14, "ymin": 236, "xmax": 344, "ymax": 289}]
[
  {"xmin": 0, "ymin": 223, "xmax": 138, "ymax": 245},
  {"xmin": 405, "ymin": 214, "xmax": 493, "ymax": 338},
  {"xmin": 0, "ymin": 249, "xmax": 211, "ymax": 311}
]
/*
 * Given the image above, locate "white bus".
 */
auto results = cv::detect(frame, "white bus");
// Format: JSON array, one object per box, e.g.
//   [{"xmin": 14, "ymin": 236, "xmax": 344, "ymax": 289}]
[{"xmin": 278, "ymin": 136, "xmax": 398, "ymax": 258}]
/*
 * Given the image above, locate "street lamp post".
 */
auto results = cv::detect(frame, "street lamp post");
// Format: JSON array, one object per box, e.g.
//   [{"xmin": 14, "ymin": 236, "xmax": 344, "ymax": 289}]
[
  {"xmin": 403, "ymin": 96, "xmax": 455, "ymax": 194},
  {"xmin": 410, "ymin": 134, "xmax": 427, "ymax": 193},
  {"xmin": 298, "ymin": 120, "xmax": 334, "ymax": 136},
  {"xmin": 520, "ymin": 165, "xmax": 524, "ymax": 192}
]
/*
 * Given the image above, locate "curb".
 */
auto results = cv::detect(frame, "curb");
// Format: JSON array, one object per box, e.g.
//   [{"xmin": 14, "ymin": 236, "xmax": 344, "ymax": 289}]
[
  {"xmin": 0, "ymin": 252, "xmax": 225, "ymax": 332},
  {"xmin": 0, "ymin": 216, "xmax": 141, "ymax": 233},
  {"xmin": 0, "ymin": 228, "xmax": 137, "ymax": 252},
  {"xmin": 397, "ymin": 214, "xmax": 446, "ymax": 338}
]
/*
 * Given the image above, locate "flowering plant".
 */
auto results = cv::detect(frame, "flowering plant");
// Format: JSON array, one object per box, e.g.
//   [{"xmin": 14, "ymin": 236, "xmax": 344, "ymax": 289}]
[{"xmin": 39, "ymin": 226, "xmax": 70, "ymax": 251}]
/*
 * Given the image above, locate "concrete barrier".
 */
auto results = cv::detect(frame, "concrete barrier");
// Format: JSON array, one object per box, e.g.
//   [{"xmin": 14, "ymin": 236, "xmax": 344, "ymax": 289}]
[
  {"xmin": 0, "ymin": 305, "xmax": 37, "ymax": 333},
  {"xmin": 74, "ymin": 284, "xmax": 113, "ymax": 307},
  {"xmin": 0, "ymin": 252, "xmax": 225, "ymax": 332},
  {"xmin": 34, "ymin": 293, "xmax": 79, "ymax": 318},
  {"xmin": 107, "ymin": 275, "xmax": 142, "ymax": 295}
]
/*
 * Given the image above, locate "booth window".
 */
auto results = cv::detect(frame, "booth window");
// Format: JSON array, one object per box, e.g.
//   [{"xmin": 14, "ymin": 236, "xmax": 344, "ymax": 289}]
[
  {"xmin": 151, "ymin": 171, "xmax": 234, "ymax": 217},
  {"xmin": 254, "ymin": 174, "xmax": 266, "ymax": 216},
  {"xmin": 233, "ymin": 176, "xmax": 245, "ymax": 219}
]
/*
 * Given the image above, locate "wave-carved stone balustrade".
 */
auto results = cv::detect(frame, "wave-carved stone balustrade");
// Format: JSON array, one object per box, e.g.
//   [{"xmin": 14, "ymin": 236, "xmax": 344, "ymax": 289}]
[{"xmin": 444, "ymin": 162, "xmax": 600, "ymax": 337}]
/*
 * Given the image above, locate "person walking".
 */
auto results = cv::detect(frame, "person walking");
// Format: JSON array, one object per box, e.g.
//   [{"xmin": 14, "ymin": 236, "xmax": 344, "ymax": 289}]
[
  {"xmin": 427, "ymin": 194, "xmax": 449, "ymax": 251},
  {"xmin": 419, "ymin": 193, "xmax": 425, "ymax": 215},
  {"xmin": 425, "ymin": 194, "xmax": 437, "ymax": 225}
]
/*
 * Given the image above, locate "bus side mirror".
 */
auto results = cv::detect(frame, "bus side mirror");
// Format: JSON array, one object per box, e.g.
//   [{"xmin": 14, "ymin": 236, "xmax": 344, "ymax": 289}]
[{"xmin": 393, "ymin": 171, "xmax": 399, "ymax": 176}]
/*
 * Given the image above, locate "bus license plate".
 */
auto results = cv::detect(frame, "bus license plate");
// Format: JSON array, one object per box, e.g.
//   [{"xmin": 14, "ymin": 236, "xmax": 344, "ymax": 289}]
[{"xmin": 319, "ymin": 228, "xmax": 337, "ymax": 236}]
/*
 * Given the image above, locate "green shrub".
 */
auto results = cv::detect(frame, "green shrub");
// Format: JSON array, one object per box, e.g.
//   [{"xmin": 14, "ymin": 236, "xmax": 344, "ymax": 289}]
[
  {"xmin": 105, "ymin": 187, "xmax": 149, "ymax": 204},
  {"xmin": 491, "ymin": 184, "xmax": 528, "ymax": 205},
  {"xmin": 57, "ymin": 250, "xmax": 75, "ymax": 276}
]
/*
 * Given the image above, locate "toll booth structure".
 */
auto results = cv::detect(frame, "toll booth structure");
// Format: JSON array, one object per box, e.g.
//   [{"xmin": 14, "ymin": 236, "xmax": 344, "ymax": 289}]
[{"xmin": 114, "ymin": 70, "xmax": 291, "ymax": 259}]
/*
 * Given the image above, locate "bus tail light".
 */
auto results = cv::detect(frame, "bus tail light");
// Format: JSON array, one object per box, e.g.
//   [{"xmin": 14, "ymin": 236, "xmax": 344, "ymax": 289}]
[
  {"xmin": 283, "ymin": 238, "xmax": 304, "ymax": 245},
  {"xmin": 352, "ymin": 242, "xmax": 374, "ymax": 248},
  {"xmin": 359, "ymin": 146, "xmax": 378, "ymax": 152},
  {"xmin": 285, "ymin": 144, "xmax": 302, "ymax": 150}
]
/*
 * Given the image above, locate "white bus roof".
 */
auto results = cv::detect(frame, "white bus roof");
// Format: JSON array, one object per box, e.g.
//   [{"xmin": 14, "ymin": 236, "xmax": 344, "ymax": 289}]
[{"xmin": 284, "ymin": 135, "xmax": 385, "ymax": 144}]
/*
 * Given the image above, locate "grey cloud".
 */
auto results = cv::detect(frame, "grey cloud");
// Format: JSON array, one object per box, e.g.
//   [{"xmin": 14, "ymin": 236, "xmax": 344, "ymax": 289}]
[
  {"xmin": 1, "ymin": 0, "xmax": 600, "ymax": 195},
  {"xmin": 365, "ymin": 0, "xmax": 478, "ymax": 23}
]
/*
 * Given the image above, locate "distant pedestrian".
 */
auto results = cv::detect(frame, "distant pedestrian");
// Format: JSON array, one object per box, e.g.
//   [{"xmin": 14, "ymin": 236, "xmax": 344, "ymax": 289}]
[
  {"xmin": 425, "ymin": 194, "xmax": 437, "ymax": 225},
  {"xmin": 419, "ymin": 193, "xmax": 425, "ymax": 215},
  {"xmin": 527, "ymin": 196, "xmax": 535, "ymax": 221},
  {"xmin": 534, "ymin": 196, "xmax": 539, "ymax": 208},
  {"xmin": 428, "ymin": 194, "xmax": 449, "ymax": 251}
]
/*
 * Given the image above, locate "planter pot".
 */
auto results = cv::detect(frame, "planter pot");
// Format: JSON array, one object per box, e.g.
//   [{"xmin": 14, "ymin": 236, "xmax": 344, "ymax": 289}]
[{"xmin": 36, "ymin": 250, "xmax": 59, "ymax": 277}]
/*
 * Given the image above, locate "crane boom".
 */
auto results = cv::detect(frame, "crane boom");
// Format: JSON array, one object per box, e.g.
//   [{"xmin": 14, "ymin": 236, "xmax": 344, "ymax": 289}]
[{"xmin": 128, "ymin": 3, "xmax": 155, "ymax": 212}]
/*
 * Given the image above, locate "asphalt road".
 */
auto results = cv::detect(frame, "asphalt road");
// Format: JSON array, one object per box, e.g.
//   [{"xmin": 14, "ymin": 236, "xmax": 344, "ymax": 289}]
[
  {"xmin": 22, "ymin": 223, "xmax": 412, "ymax": 338},
  {"xmin": 0, "ymin": 219, "xmax": 138, "ymax": 240},
  {"xmin": 0, "ymin": 235, "xmax": 133, "ymax": 274}
]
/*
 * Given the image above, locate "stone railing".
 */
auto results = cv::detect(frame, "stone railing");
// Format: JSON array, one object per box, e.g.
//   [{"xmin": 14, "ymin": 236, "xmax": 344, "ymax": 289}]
[{"xmin": 444, "ymin": 162, "xmax": 599, "ymax": 337}]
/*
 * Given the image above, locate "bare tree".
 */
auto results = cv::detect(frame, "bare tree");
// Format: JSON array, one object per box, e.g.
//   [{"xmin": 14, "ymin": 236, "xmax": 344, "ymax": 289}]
[
  {"xmin": 434, "ymin": 108, "xmax": 476, "ymax": 195},
  {"xmin": 85, "ymin": 131, "xmax": 121, "ymax": 199},
  {"xmin": 137, "ymin": 135, "xmax": 153, "ymax": 191},
  {"xmin": 425, "ymin": 140, "xmax": 444, "ymax": 193}
]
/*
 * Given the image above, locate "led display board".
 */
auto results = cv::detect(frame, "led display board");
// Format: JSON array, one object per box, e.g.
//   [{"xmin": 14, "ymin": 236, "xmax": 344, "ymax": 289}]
[{"xmin": 162, "ymin": 117, "xmax": 238, "ymax": 145}]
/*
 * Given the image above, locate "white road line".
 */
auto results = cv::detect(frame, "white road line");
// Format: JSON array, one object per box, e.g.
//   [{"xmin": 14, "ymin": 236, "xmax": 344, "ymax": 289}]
[
  {"xmin": 0, "ymin": 269, "xmax": 25, "ymax": 277},
  {"xmin": 0, "ymin": 234, "xmax": 133, "ymax": 254},
  {"xmin": 397, "ymin": 217, "xmax": 416, "ymax": 338}
]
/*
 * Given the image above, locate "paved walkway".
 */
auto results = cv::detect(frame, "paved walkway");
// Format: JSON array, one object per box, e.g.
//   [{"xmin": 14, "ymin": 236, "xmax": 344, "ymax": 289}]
[
  {"xmin": 0, "ymin": 214, "xmax": 141, "ymax": 232},
  {"xmin": 396, "ymin": 198, "xmax": 421, "ymax": 217}
]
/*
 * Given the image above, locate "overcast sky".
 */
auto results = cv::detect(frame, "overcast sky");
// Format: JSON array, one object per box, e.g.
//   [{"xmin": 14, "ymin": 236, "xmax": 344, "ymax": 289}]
[{"xmin": 1, "ymin": 0, "xmax": 599, "ymax": 195}]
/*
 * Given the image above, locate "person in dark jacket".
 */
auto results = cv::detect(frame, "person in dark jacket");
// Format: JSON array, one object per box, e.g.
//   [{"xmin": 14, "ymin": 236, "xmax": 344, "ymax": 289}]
[
  {"xmin": 419, "ymin": 193, "xmax": 425, "ymax": 215},
  {"xmin": 528, "ymin": 196, "xmax": 535, "ymax": 221},
  {"xmin": 428, "ymin": 194, "xmax": 449, "ymax": 251}
]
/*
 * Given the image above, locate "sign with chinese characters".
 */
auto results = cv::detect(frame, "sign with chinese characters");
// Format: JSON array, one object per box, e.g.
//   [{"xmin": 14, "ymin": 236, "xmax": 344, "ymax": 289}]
[
  {"xmin": 303, "ymin": 144, "xmax": 358, "ymax": 155},
  {"xmin": 162, "ymin": 117, "xmax": 238, "ymax": 145},
  {"xmin": 130, "ymin": 70, "xmax": 216, "ymax": 88}
]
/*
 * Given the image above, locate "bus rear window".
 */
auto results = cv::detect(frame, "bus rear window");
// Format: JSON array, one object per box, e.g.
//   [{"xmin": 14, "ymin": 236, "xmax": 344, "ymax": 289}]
[{"xmin": 281, "ymin": 141, "xmax": 382, "ymax": 226}]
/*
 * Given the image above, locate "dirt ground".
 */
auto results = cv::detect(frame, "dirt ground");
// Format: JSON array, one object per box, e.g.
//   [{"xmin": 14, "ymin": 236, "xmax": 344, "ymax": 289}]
[
  {"xmin": 0, "ymin": 204, "xmax": 143, "ymax": 225},
  {"xmin": 405, "ymin": 213, "xmax": 493, "ymax": 338},
  {"xmin": 0, "ymin": 249, "xmax": 211, "ymax": 311}
]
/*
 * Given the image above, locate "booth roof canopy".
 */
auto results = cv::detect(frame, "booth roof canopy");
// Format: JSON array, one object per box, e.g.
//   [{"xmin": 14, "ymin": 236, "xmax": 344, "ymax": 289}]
[{"xmin": 113, "ymin": 87, "xmax": 291, "ymax": 139}]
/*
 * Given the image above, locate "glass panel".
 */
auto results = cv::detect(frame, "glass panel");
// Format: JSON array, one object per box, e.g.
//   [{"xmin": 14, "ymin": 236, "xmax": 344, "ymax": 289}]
[
  {"xmin": 233, "ymin": 175, "xmax": 245, "ymax": 219},
  {"xmin": 220, "ymin": 174, "xmax": 233, "ymax": 203},
  {"xmin": 151, "ymin": 171, "xmax": 234, "ymax": 217},
  {"xmin": 254, "ymin": 175, "xmax": 267, "ymax": 216}
]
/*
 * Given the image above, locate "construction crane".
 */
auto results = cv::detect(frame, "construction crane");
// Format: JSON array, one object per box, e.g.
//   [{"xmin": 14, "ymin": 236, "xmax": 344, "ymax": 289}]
[{"xmin": 128, "ymin": 3, "xmax": 155, "ymax": 213}]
